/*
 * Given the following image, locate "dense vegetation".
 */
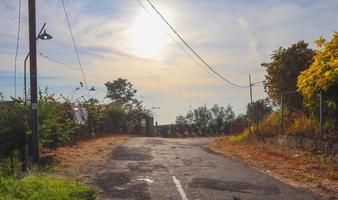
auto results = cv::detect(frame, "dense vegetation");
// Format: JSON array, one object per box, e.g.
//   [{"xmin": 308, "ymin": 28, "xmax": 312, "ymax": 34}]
[
  {"xmin": 0, "ymin": 78, "xmax": 152, "ymax": 158},
  {"xmin": 233, "ymin": 33, "xmax": 337, "ymax": 154},
  {"xmin": 173, "ymin": 104, "xmax": 243, "ymax": 136},
  {"xmin": 174, "ymin": 33, "xmax": 337, "ymax": 155},
  {"xmin": 0, "ymin": 78, "xmax": 151, "ymax": 199}
]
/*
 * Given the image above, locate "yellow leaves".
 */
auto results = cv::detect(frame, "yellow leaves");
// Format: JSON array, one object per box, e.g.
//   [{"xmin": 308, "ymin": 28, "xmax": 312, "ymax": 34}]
[
  {"xmin": 315, "ymin": 36, "xmax": 326, "ymax": 48},
  {"xmin": 297, "ymin": 32, "xmax": 338, "ymax": 99}
]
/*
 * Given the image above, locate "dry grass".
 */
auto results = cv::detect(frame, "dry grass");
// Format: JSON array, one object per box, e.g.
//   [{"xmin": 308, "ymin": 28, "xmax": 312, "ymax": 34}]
[
  {"xmin": 46, "ymin": 135, "xmax": 128, "ymax": 183},
  {"xmin": 208, "ymin": 137, "xmax": 338, "ymax": 198}
]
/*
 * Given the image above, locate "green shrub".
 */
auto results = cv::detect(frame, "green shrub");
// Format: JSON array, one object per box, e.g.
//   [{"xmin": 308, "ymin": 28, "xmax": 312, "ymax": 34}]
[
  {"xmin": 0, "ymin": 100, "xmax": 26, "ymax": 156},
  {"xmin": 39, "ymin": 88, "xmax": 80, "ymax": 148},
  {"xmin": 0, "ymin": 176, "xmax": 96, "ymax": 200},
  {"xmin": 0, "ymin": 152, "xmax": 22, "ymax": 178}
]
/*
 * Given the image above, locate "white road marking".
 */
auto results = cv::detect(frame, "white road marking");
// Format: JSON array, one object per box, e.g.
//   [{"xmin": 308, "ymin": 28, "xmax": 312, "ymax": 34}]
[
  {"xmin": 172, "ymin": 176, "xmax": 189, "ymax": 200},
  {"xmin": 138, "ymin": 178, "xmax": 154, "ymax": 184}
]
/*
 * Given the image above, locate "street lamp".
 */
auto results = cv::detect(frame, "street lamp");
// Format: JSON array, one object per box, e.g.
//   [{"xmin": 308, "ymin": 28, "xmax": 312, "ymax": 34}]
[
  {"xmin": 38, "ymin": 30, "xmax": 53, "ymax": 40},
  {"xmin": 24, "ymin": 23, "xmax": 53, "ymax": 105},
  {"xmin": 23, "ymin": 22, "xmax": 52, "ymax": 169},
  {"xmin": 89, "ymin": 86, "xmax": 95, "ymax": 91}
]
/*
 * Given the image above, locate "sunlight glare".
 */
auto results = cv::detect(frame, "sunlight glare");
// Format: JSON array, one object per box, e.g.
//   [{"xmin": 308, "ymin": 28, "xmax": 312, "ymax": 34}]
[{"xmin": 129, "ymin": 10, "xmax": 171, "ymax": 59}]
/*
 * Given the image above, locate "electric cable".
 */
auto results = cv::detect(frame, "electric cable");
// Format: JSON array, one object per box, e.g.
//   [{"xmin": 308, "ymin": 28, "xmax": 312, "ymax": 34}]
[
  {"xmin": 146, "ymin": 0, "xmax": 249, "ymax": 88},
  {"xmin": 14, "ymin": 0, "xmax": 21, "ymax": 97},
  {"xmin": 61, "ymin": 0, "xmax": 91, "ymax": 97}
]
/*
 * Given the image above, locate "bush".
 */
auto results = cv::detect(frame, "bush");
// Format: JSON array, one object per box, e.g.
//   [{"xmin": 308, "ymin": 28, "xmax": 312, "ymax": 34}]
[
  {"xmin": 101, "ymin": 103, "xmax": 125, "ymax": 133},
  {"xmin": 0, "ymin": 152, "xmax": 22, "ymax": 178},
  {"xmin": 38, "ymin": 89, "xmax": 79, "ymax": 148},
  {"xmin": 0, "ymin": 100, "xmax": 26, "ymax": 157},
  {"xmin": 0, "ymin": 176, "xmax": 96, "ymax": 200},
  {"xmin": 229, "ymin": 129, "xmax": 251, "ymax": 143},
  {"xmin": 256, "ymin": 111, "xmax": 280, "ymax": 137},
  {"xmin": 287, "ymin": 114, "xmax": 313, "ymax": 135}
]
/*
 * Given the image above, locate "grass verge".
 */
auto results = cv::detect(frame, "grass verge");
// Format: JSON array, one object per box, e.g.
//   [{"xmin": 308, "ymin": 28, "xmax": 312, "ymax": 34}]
[
  {"xmin": 50, "ymin": 135, "xmax": 128, "ymax": 182},
  {"xmin": 0, "ymin": 175, "xmax": 96, "ymax": 200},
  {"xmin": 208, "ymin": 136, "xmax": 338, "ymax": 198}
]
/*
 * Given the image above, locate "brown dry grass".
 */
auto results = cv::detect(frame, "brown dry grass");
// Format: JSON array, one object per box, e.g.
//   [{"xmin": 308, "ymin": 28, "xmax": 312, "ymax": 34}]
[
  {"xmin": 47, "ymin": 135, "xmax": 128, "ymax": 183},
  {"xmin": 208, "ymin": 137, "xmax": 338, "ymax": 199}
]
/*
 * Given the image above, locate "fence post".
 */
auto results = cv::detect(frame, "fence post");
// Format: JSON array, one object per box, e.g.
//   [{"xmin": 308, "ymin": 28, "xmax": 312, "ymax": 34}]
[
  {"xmin": 319, "ymin": 91, "xmax": 322, "ymax": 134},
  {"xmin": 280, "ymin": 92, "xmax": 284, "ymax": 134},
  {"xmin": 255, "ymin": 104, "xmax": 259, "ymax": 135}
]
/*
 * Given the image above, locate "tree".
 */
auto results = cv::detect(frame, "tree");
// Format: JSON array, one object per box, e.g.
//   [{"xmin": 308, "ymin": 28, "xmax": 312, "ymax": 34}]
[
  {"xmin": 210, "ymin": 104, "xmax": 225, "ymax": 133},
  {"xmin": 247, "ymin": 98, "xmax": 273, "ymax": 123},
  {"xmin": 262, "ymin": 41, "xmax": 314, "ymax": 110},
  {"xmin": 193, "ymin": 105, "xmax": 212, "ymax": 130},
  {"xmin": 101, "ymin": 103, "xmax": 125, "ymax": 133},
  {"xmin": 105, "ymin": 78, "xmax": 137, "ymax": 108},
  {"xmin": 222, "ymin": 104, "xmax": 235, "ymax": 133},
  {"xmin": 176, "ymin": 115, "xmax": 188, "ymax": 132},
  {"xmin": 223, "ymin": 104, "xmax": 235, "ymax": 121},
  {"xmin": 127, "ymin": 102, "xmax": 152, "ymax": 134},
  {"xmin": 297, "ymin": 32, "xmax": 338, "ymax": 118}
]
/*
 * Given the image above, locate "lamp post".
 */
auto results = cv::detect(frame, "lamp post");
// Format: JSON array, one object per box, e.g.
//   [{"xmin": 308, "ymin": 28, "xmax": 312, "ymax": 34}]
[
  {"xmin": 26, "ymin": 2, "xmax": 53, "ymax": 165},
  {"xmin": 23, "ymin": 21, "xmax": 53, "ymax": 168}
]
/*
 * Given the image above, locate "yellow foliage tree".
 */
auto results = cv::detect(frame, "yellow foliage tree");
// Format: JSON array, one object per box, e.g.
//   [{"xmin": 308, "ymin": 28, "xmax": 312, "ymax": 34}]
[
  {"xmin": 297, "ymin": 32, "xmax": 338, "ymax": 120},
  {"xmin": 297, "ymin": 32, "xmax": 338, "ymax": 98}
]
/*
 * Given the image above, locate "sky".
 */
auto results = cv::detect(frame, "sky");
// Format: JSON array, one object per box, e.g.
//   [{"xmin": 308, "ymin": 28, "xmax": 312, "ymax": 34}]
[{"xmin": 0, "ymin": 0, "xmax": 337, "ymax": 124}]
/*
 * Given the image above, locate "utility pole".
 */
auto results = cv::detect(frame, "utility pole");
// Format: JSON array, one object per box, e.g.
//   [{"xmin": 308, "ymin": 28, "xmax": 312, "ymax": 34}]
[
  {"xmin": 28, "ymin": 0, "xmax": 40, "ymax": 163},
  {"xmin": 249, "ymin": 74, "xmax": 253, "ymax": 134}
]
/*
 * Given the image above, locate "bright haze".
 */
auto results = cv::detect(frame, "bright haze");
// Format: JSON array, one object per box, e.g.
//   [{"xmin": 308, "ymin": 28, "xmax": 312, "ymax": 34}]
[{"xmin": 0, "ymin": 0, "xmax": 337, "ymax": 124}]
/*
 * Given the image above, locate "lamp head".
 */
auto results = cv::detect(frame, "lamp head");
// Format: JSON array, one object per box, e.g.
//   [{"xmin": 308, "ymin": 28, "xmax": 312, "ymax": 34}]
[
  {"xmin": 90, "ymin": 86, "xmax": 95, "ymax": 91},
  {"xmin": 38, "ymin": 30, "xmax": 53, "ymax": 40}
]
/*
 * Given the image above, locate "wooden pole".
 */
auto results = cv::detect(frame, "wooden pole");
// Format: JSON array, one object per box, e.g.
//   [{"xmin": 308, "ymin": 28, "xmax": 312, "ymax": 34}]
[{"xmin": 28, "ymin": 0, "xmax": 40, "ymax": 163}]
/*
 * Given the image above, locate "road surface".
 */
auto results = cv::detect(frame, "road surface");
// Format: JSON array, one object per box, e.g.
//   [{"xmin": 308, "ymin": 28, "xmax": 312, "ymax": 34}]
[{"xmin": 96, "ymin": 137, "xmax": 319, "ymax": 200}]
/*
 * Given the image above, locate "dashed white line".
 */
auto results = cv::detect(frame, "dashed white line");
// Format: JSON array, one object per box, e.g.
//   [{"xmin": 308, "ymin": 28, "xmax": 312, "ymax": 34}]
[{"xmin": 172, "ymin": 176, "xmax": 189, "ymax": 200}]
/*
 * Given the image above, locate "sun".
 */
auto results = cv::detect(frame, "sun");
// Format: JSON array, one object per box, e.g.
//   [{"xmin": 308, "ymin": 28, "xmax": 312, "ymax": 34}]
[{"xmin": 129, "ymin": 11, "xmax": 171, "ymax": 59}]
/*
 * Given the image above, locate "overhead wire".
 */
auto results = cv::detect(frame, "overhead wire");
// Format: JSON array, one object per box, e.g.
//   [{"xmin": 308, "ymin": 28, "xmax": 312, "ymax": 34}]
[
  {"xmin": 135, "ymin": 0, "xmax": 233, "ymax": 89},
  {"xmin": 38, "ymin": 50, "xmax": 79, "ymax": 71},
  {"xmin": 145, "ymin": 0, "xmax": 249, "ymax": 88},
  {"xmin": 60, "ymin": 0, "xmax": 91, "ymax": 97},
  {"xmin": 14, "ymin": 0, "xmax": 22, "ymax": 98}
]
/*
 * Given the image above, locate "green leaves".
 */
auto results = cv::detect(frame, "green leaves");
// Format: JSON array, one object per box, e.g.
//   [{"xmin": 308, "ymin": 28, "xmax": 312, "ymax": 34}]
[
  {"xmin": 262, "ymin": 41, "xmax": 314, "ymax": 110},
  {"xmin": 104, "ymin": 78, "xmax": 138, "ymax": 109}
]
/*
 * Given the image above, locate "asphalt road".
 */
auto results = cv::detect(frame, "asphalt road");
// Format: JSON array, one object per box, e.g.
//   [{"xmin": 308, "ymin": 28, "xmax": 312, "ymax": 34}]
[{"xmin": 96, "ymin": 137, "xmax": 319, "ymax": 200}]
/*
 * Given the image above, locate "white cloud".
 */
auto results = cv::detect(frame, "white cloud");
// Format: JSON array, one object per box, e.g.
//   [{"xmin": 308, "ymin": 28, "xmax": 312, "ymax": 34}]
[{"xmin": 1, "ymin": 0, "xmax": 337, "ymax": 123}]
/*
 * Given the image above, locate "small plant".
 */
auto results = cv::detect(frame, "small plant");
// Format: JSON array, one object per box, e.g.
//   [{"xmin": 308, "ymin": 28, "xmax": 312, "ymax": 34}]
[
  {"xmin": 0, "ymin": 176, "xmax": 97, "ymax": 200},
  {"xmin": 287, "ymin": 114, "xmax": 312, "ymax": 135},
  {"xmin": 0, "ymin": 151, "xmax": 22, "ymax": 178},
  {"xmin": 256, "ymin": 111, "xmax": 280, "ymax": 137},
  {"xmin": 229, "ymin": 129, "xmax": 251, "ymax": 143}
]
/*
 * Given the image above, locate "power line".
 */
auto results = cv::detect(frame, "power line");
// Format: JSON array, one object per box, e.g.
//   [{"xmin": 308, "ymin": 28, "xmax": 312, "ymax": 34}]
[
  {"xmin": 14, "ymin": 0, "xmax": 21, "ymax": 98},
  {"xmin": 135, "ymin": 0, "xmax": 236, "ymax": 89},
  {"xmin": 145, "ymin": 0, "xmax": 249, "ymax": 88},
  {"xmin": 38, "ymin": 50, "xmax": 79, "ymax": 70},
  {"xmin": 60, "ymin": 0, "xmax": 90, "ymax": 97}
]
